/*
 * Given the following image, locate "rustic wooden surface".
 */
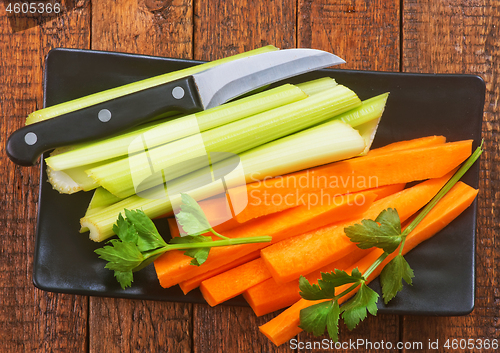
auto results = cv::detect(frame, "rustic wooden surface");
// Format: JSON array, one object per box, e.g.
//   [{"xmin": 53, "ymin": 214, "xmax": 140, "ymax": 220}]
[{"xmin": 0, "ymin": 0, "xmax": 498, "ymax": 352}]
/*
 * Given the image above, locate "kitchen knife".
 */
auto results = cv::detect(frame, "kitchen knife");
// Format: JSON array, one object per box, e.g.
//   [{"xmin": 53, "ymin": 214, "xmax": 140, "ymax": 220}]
[{"xmin": 6, "ymin": 49, "xmax": 345, "ymax": 166}]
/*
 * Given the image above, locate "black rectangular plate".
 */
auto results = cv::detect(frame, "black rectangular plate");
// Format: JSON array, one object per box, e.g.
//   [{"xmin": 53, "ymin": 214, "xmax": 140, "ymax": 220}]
[{"xmin": 34, "ymin": 48, "xmax": 484, "ymax": 314}]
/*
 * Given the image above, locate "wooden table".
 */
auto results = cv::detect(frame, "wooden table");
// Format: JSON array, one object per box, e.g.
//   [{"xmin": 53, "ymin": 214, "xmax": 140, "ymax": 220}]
[{"xmin": 1, "ymin": 1, "xmax": 498, "ymax": 352}]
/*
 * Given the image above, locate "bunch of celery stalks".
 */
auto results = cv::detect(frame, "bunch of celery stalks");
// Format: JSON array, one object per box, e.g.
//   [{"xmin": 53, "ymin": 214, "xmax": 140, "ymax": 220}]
[{"xmin": 28, "ymin": 46, "xmax": 388, "ymax": 243}]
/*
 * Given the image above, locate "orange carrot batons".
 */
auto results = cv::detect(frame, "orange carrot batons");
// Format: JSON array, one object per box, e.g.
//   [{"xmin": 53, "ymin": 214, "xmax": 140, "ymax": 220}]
[
  {"xmin": 259, "ymin": 181, "xmax": 478, "ymax": 346},
  {"xmin": 179, "ymin": 251, "xmax": 260, "ymax": 294},
  {"xmin": 260, "ymin": 172, "xmax": 455, "ymax": 285},
  {"xmin": 197, "ymin": 185, "xmax": 405, "ymax": 305},
  {"xmin": 245, "ymin": 140, "xmax": 471, "ymax": 198},
  {"xmin": 235, "ymin": 135, "xmax": 447, "ymax": 223},
  {"xmin": 154, "ymin": 191, "xmax": 376, "ymax": 288},
  {"xmin": 367, "ymin": 135, "xmax": 446, "ymax": 156},
  {"xmin": 200, "ymin": 258, "xmax": 272, "ymax": 306},
  {"xmin": 244, "ymin": 247, "xmax": 368, "ymax": 317}
]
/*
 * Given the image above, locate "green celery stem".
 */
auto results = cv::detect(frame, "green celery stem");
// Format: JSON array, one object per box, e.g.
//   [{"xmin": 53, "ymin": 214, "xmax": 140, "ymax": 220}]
[
  {"xmin": 362, "ymin": 253, "xmax": 389, "ymax": 279},
  {"xmin": 333, "ymin": 282, "xmax": 360, "ymax": 302},
  {"xmin": 168, "ymin": 235, "xmax": 272, "ymax": 250}
]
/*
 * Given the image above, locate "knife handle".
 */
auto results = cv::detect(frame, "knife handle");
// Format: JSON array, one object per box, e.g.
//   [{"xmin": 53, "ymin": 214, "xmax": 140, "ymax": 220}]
[{"xmin": 6, "ymin": 77, "xmax": 204, "ymax": 166}]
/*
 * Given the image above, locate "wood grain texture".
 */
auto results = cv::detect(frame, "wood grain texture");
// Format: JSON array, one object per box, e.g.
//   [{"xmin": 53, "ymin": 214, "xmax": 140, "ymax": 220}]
[
  {"xmin": 402, "ymin": 0, "xmax": 500, "ymax": 348},
  {"xmin": 89, "ymin": 297, "xmax": 192, "ymax": 352},
  {"xmin": 193, "ymin": 304, "xmax": 292, "ymax": 353},
  {"xmin": 2, "ymin": 0, "xmax": 498, "ymax": 351},
  {"xmin": 298, "ymin": 0, "xmax": 400, "ymax": 71},
  {"xmin": 88, "ymin": 1, "xmax": 194, "ymax": 352},
  {"xmin": 297, "ymin": 316, "xmax": 399, "ymax": 353},
  {"xmin": 92, "ymin": 0, "xmax": 193, "ymax": 58},
  {"xmin": 193, "ymin": 0, "xmax": 296, "ymax": 61},
  {"xmin": 0, "ymin": 1, "xmax": 91, "ymax": 352}
]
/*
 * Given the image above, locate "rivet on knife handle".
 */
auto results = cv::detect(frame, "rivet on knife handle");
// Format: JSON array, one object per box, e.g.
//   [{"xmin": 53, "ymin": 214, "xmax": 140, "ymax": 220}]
[{"xmin": 5, "ymin": 77, "xmax": 203, "ymax": 166}]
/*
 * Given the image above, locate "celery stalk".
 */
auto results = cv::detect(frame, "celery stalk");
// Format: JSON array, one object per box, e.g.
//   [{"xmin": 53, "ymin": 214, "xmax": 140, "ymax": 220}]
[
  {"xmin": 80, "ymin": 187, "xmax": 123, "ymax": 231},
  {"xmin": 295, "ymin": 77, "xmax": 337, "ymax": 95},
  {"xmin": 46, "ymin": 147, "xmax": 122, "ymax": 193},
  {"xmin": 235, "ymin": 120, "xmax": 366, "ymax": 181},
  {"xmin": 45, "ymin": 117, "xmax": 178, "ymax": 171},
  {"xmin": 88, "ymin": 85, "xmax": 361, "ymax": 199},
  {"xmin": 47, "ymin": 78, "xmax": 341, "ymax": 192},
  {"xmin": 341, "ymin": 92, "xmax": 388, "ymax": 154},
  {"xmin": 45, "ymin": 84, "xmax": 306, "ymax": 171},
  {"xmin": 337, "ymin": 93, "xmax": 389, "ymax": 128},
  {"xmin": 27, "ymin": 46, "xmax": 278, "ymax": 125},
  {"xmin": 88, "ymin": 187, "xmax": 122, "ymax": 210},
  {"xmin": 81, "ymin": 93, "xmax": 386, "ymax": 242}
]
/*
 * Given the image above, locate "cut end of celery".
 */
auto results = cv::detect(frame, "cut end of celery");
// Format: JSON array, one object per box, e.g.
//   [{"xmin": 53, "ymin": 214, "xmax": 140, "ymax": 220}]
[
  {"xmin": 47, "ymin": 165, "xmax": 99, "ymax": 194},
  {"xmin": 356, "ymin": 117, "xmax": 382, "ymax": 155},
  {"xmin": 80, "ymin": 217, "xmax": 112, "ymax": 242},
  {"xmin": 47, "ymin": 167, "xmax": 84, "ymax": 194}
]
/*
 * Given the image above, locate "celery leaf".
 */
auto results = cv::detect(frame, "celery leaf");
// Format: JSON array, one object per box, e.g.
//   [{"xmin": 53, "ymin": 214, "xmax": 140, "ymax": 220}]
[
  {"xmin": 123, "ymin": 209, "xmax": 167, "ymax": 251},
  {"xmin": 95, "ymin": 240, "xmax": 144, "ymax": 272},
  {"xmin": 112, "ymin": 213, "xmax": 138, "ymax": 244},
  {"xmin": 344, "ymin": 208, "xmax": 402, "ymax": 253},
  {"xmin": 175, "ymin": 193, "xmax": 213, "ymax": 236},
  {"xmin": 341, "ymin": 283, "xmax": 379, "ymax": 330},
  {"xmin": 114, "ymin": 270, "xmax": 134, "ymax": 290},
  {"xmin": 299, "ymin": 300, "xmax": 339, "ymax": 337},
  {"xmin": 326, "ymin": 301, "xmax": 341, "ymax": 342},
  {"xmin": 299, "ymin": 269, "xmax": 364, "ymax": 300},
  {"xmin": 380, "ymin": 254, "xmax": 414, "ymax": 304},
  {"xmin": 320, "ymin": 268, "xmax": 364, "ymax": 288}
]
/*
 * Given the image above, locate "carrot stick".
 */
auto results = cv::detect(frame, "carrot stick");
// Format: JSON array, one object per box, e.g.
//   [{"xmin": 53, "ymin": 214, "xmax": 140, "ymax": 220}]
[
  {"xmin": 234, "ymin": 186, "xmax": 360, "ymax": 224},
  {"xmin": 200, "ymin": 258, "xmax": 272, "ymax": 306},
  {"xmin": 195, "ymin": 195, "xmax": 242, "ymax": 233},
  {"xmin": 179, "ymin": 250, "xmax": 260, "ymax": 294},
  {"xmin": 239, "ymin": 140, "xmax": 471, "ymax": 200},
  {"xmin": 167, "ymin": 218, "xmax": 180, "ymax": 238},
  {"xmin": 260, "ymin": 171, "xmax": 455, "ymax": 284},
  {"xmin": 166, "ymin": 196, "xmax": 240, "ymax": 238},
  {"xmin": 234, "ymin": 136, "xmax": 446, "ymax": 223},
  {"xmin": 157, "ymin": 185, "xmax": 399, "ymax": 289},
  {"xmin": 154, "ymin": 191, "xmax": 376, "ymax": 288},
  {"xmin": 367, "ymin": 135, "xmax": 446, "ymax": 157},
  {"xmin": 259, "ymin": 181, "xmax": 478, "ymax": 346},
  {"xmin": 244, "ymin": 247, "xmax": 368, "ymax": 317},
  {"xmin": 159, "ymin": 136, "xmax": 446, "ymax": 223},
  {"xmin": 191, "ymin": 184, "xmax": 403, "ymax": 303},
  {"xmin": 234, "ymin": 183, "xmax": 405, "ymax": 224}
]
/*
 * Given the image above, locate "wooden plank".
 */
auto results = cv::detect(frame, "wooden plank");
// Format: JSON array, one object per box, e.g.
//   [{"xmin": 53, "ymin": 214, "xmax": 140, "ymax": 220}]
[
  {"xmin": 193, "ymin": 0, "xmax": 296, "ymax": 61},
  {"xmin": 88, "ymin": 1, "xmax": 194, "ymax": 352},
  {"xmin": 298, "ymin": 0, "xmax": 400, "ymax": 71},
  {"xmin": 0, "ymin": 2, "xmax": 91, "ymax": 352},
  {"xmin": 402, "ymin": 0, "xmax": 500, "ymax": 349},
  {"xmin": 91, "ymin": 0, "xmax": 193, "ymax": 58}
]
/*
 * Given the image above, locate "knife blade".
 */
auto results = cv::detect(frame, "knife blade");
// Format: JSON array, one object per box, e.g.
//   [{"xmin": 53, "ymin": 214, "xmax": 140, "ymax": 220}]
[{"xmin": 6, "ymin": 49, "xmax": 344, "ymax": 166}]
